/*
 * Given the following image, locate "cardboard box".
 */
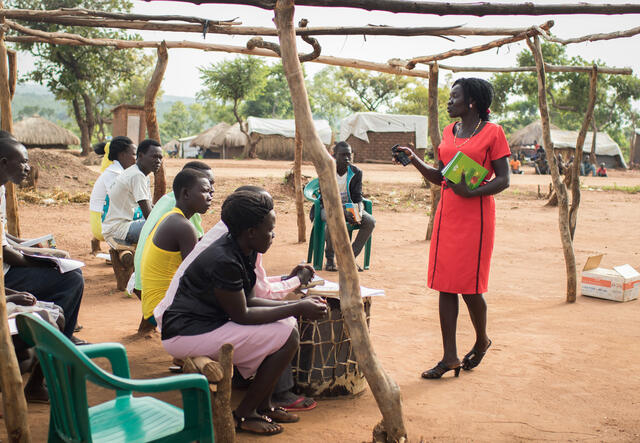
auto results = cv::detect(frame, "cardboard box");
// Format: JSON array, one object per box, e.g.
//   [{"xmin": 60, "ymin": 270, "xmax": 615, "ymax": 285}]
[{"xmin": 581, "ymin": 255, "xmax": 640, "ymax": 302}]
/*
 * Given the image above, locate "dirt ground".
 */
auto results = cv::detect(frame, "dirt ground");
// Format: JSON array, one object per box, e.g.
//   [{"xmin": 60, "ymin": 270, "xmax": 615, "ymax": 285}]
[{"xmin": 3, "ymin": 158, "xmax": 640, "ymax": 442}]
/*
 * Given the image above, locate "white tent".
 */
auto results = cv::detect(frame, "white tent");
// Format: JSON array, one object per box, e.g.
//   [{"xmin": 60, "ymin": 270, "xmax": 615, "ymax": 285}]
[
  {"xmin": 339, "ymin": 112, "xmax": 428, "ymax": 150},
  {"xmin": 247, "ymin": 116, "xmax": 332, "ymax": 145}
]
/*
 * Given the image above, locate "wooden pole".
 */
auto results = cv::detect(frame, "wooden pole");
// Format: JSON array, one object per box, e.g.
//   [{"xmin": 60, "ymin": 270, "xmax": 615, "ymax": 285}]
[
  {"xmin": 527, "ymin": 35, "xmax": 576, "ymax": 303},
  {"xmin": 4, "ymin": 32, "xmax": 430, "ymax": 79},
  {"xmin": 435, "ymin": 62, "xmax": 631, "ymax": 75},
  {"xmin": 569, "ymin": 67, "xmax": 598, "ymax": 240},
  {"xmin": 425, "ymin": 62, "xmax": 441, "ymax": 241},
  {"xmin": 7, "ymin": 49, "xmax": 15, "ymax": 99},
  {"xmin": 0, "ymin": 11, "xmax": 19, "ymax": 238},
  {"xmin": 167, "ymin": 0, "xmax": 640, "ymax": 16},
  {"xmin": 0, "ymin": 218, "xmax": 31, "ymax": 441},
  {"xmin": 294, "ymin": 127, "xmax": 306, "ymax": 243},
  {"xmin": 144, "ymin": 42, "xmax": 168, "ymax": 203},
  {"xmin": 274, "ymin": 1, "xmax": 407, "ymax": 441}
]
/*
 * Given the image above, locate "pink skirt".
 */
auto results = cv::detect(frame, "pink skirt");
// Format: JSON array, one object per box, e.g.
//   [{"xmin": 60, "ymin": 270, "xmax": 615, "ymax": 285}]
[{"xmin": 162, "ymin": 317, "xmax": 296, "ymax": 378}]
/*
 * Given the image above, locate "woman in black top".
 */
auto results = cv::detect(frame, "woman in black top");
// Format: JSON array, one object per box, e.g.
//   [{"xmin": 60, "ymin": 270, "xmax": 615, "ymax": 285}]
[{"xmin": 161, "ymin": 190, "xmax": 327, "ymax": 435}]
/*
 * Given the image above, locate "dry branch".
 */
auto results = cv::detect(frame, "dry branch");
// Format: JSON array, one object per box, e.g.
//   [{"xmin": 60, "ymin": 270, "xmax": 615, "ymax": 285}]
[
  {"xmin": 169, "ymin": 0, "xmax": 640, "ymax": 15},
  {"xmin": 144, "ymin": 42, "xmax": 168, "ymax": 203},
  {"xmin": 5, "ymin": 34, "xmax": 430, "ymax": 78},
  {"xmin": 536, "ymin": 24, "xmax": 640, "ymax": 45},
  {"xmin": 7, "ymin": 48, "xmax": 15, "ymax": 98},
  {"xmin": 274, "ymin": 0, "xmax": 407, "ymax": 441},
  {"xmin": 435, "ymin": 62, "xmax": 632, "ymax": 75},
  {"xmin": 403, "ymin": 22, "xmax": 553, "ymax": 69},
  {"xmin": 0, "ymin": 9, "xmax": 567, "ymax": 37},
  {"xmin": 527, "ymin": 35, "xmax": 576, "ymax": 304},
  {"xmin": 425, "ymin": 62, "xmax": 441, "ymax": 241},
  {"xmin": 569, "ymin": 67, "xmax": 598, "ymax": 240}
]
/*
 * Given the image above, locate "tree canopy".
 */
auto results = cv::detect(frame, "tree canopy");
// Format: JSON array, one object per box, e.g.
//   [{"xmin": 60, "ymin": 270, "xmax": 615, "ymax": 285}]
[
  {"xmin": 160, "ymin": 101, "xmax": 209, "ymax": 142},
  {"xmin": 490, "ymin": 42, "xmax": 640, "ymax": 158},
  {"xmin": 9, "ymin": 0, "xmax": 153, "ymax": 154}
]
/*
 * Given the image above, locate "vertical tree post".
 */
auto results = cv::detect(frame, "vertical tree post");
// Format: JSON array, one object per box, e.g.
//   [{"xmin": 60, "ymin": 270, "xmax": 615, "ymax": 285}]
[
  {"xmin": 0, "ymin": 221, "xmax": 32, "ymax": 443},
  {"xmin": 569, "ymin": 66, "xmax": 598, "ymax": 239},
  {"xmin": 0, "ymin": 5, "xmax": 19, "ymax": 237},
  {"xmin": 144, "ymin": 41, "xmax": 168, "ymax": 203},
  {"xmin": 527, "ymin": 35, "xmax": 577, "ymax": 303},
  {"xmin": 273, "ymin": 1, "xmax": 407, "ymax": 441},
  {"xmin": 294, "ymin": 127, "xmax": 306, "ymax": 243},
  {"xmin": 425, "ymin": 62, "xmax": 441, "ymax": 241}
]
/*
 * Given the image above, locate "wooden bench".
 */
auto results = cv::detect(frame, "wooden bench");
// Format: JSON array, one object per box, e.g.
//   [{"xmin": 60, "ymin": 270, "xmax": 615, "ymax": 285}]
[
  {"xmin": 104, "ymin": 236, "xmax": 136, "ymax": 291},
  {"xmin": 182, "ymin": 344, "xmax": 236, "ymax": 442}
]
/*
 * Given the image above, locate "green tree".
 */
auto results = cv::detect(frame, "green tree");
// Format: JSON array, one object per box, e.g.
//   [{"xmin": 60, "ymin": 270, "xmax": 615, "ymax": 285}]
[
  {"xmin": 308, "ymin": 67, "xmax": 351, "ymax": 129},
  {"xmin": 198, "ymin": 56, "xmax": 268, "ymax": 157},
  {"xmin": 335, "ymin": 67, "xmax": 411, "ymax": 112},
  {"xmin": 160, "ymin": 101, "xmax": 209, "ymax": 141},
  {"xmin": 9, "ymin": 0, "xmax": 151, "ymax": 154},
  {"xmin": 491, "ymin": 42, "xmax": 640, "ymax": 159},
  {"xmin": 15, "ymin": 105, "xmax": 55, "ymax": 120},
  {"xmin": 245, "ymin": 63, "xmax": 295, "ymax": 119}
]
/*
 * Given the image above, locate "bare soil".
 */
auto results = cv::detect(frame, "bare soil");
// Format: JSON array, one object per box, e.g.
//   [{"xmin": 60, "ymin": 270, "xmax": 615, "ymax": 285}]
[{"xmin": 3, "ymin": 159, "xmax": 640, "ymax": 442}]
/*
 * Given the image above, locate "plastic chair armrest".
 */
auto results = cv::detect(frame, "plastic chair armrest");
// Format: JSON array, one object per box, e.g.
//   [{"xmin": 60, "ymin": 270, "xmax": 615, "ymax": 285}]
[
  {"xmin": 363, "ymin": 198, "xmax": 373, "ymax": 214},
  {"xmin": 81, "ymin": 343, "xmax": 131, "ymax": 379}
]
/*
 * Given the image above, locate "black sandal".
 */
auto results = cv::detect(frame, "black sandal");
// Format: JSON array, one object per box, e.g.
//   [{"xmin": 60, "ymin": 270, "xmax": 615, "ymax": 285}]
[
  {"xmin": 462, "ymin": 339, "xmax": 492, "ymax": 371},
  {"xmin": 258, "ymin": 406, "xmax": 300, "ymax": 423},
  {"xmin": 233, "ymin": 411, "xmax": 283, "ymax": 436},
  {"xmin": 421, "ymin": 361, "xmax": 461, "ymax": 379}
]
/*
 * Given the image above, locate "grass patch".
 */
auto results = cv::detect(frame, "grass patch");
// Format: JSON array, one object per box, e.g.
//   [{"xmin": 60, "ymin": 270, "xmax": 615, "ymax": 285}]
[{"xmin": 599, "ymin": 184, "xmax": 640, "ymax": 194}]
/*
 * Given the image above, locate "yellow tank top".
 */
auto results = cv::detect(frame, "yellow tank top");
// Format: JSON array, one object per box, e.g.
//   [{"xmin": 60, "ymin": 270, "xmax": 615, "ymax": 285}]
[{"xmin": 140, "ymin": 207, "xmax": 185, "ymax": 320}]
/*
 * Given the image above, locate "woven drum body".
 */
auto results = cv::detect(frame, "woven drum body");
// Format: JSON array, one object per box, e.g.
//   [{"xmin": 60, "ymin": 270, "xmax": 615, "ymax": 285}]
[{"xmin": 293, "ymin": 297, "xmax": 371, "ymax": 397}]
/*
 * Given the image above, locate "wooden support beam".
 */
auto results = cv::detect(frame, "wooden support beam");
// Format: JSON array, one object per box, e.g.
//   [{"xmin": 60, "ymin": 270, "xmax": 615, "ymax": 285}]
[
  {"xmin": 5, "ymin": 33, "xmax": 430, "ymax": 78},
  {"xmin": 144, "ymin": 42, "xmax": 168, "ymax": 203},
  {"xmin": 274, "ymin": 1, "xmax": 407, "ymax": 441},
  {"xmin": 169, "ymin": 0, "xmax": 640, "ymax": 16},
  {"xmin": 0, "ymin": 9, "xmax": 561, "ymax": 37},
  {"xmin": 402, "ymin": 22, "xmax": 552, "ymax": 69},
  {"xmin": 436, "ymin": 62, "xmax": 632, "ymax": 75},
  {"xmin": 527, "ymin": 34, "xmax": 576, "ymax": 304},
  {"xmin": 7, "ymin": 49, "xmax": 15, "ymax": 98},
  {"xmin": 294, "ymin": 128, "xmax": 306, "ymax": 243},
  {"xmin": 569, "ymin": 67, "xmax": 598, "ymax": 240},
  {"xmin": 425, "ymin": 62, "xmax": 441, "ymax": 242}
]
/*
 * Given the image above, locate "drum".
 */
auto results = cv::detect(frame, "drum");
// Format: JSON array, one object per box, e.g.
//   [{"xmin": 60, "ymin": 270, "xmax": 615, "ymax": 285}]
[{"xmin": 292, "ymin": 297, "xmax": 371, "ymax": 398}]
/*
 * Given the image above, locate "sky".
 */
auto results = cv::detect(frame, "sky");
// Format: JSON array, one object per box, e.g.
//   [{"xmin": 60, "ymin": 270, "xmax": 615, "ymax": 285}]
[{"xmin": 14, "ymin": 0, "xmax": 640, "ymax": 101}]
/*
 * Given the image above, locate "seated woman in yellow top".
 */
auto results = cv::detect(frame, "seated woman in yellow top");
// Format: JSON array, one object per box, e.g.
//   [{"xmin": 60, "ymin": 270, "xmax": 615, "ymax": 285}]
[{"xmin": 140, "ymin": 168, "xmax": 213, "ymax": 325}]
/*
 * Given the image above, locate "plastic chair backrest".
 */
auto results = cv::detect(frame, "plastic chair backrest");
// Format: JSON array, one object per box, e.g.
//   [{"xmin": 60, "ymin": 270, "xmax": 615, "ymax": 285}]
[
  {"xmin": 303, "ymin": 178, "xmax": 321, "ymax": 203},
  {"xmin": 16, "ymin": 313, "xmax": 129, "ymax": 442}
]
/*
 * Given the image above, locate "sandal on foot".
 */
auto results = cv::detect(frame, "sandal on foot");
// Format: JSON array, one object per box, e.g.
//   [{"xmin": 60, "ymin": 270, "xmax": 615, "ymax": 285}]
[
  {"xmin": 421, "ymin": 361, "xmax": 461, "ymax": 379},
  {"xmin": 462, "ymin": 339, "xmax": 492, "ymax": 371},
  {"xmin": 277, "ymin": 395, "xmax": 317, "ymax": 412},
  {"xmin": 233, "ymin": 412, "xmax": 283, "ymax": 435},
  {"xmin": 258, "ymin": 406, "xmax": 300, "ymax": 423}
]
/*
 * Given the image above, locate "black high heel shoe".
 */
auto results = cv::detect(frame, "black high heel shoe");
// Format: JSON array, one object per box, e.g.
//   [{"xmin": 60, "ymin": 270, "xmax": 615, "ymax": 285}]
[
  {"xmin": 462, "ymin": 339, "xmax": 492, "ymax": 371},
  {"xmin": 421, "ymin": 361, "xmax": 462, "ymax": 379}
]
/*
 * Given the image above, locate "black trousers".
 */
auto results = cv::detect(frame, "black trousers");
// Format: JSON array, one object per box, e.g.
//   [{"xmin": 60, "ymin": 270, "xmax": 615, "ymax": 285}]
[{"xmin": 5, "ymin": 267, "xmax": 84, "ymax": 338}]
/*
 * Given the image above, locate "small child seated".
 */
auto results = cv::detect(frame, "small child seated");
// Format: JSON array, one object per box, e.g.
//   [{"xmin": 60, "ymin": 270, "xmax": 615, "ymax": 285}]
[{"xmin": 596, "ymin": 163, "xmax": 608, "ymax": 177}]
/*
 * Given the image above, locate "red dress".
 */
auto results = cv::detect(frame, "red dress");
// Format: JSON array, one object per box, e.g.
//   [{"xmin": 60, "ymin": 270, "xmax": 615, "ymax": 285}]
[{"xmin": 428, "ymin": 122, "xmax": 511, "ymax": 294}]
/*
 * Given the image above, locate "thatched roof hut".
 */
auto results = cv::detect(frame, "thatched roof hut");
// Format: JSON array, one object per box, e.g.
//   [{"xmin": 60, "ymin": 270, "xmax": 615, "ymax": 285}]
[
  {"xmin": 192, "ymin": 122, "xmax": 231, "ymax": 150},
  {"xmin": 508, "ymin": 120, "xmax": 559, "ymax": 149},
  {"xmin": 224, "ymin": 122, "xmax": 250, "ymax": 149},
  {"xmin": 13, "ymin": 115, "xmax": 80, "ymax": 149}
]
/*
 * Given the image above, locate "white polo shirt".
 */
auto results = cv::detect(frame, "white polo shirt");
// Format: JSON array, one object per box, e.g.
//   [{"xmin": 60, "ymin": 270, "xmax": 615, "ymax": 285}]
[{"xmin": 102, "ymin": 164, "xmax": 150, "ymax": 240}]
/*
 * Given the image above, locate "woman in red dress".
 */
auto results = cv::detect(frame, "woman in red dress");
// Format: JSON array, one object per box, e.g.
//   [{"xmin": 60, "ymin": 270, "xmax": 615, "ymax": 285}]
[{"xmin": 394, "ymin": 78, "xmax": 510, "ymax": 379}]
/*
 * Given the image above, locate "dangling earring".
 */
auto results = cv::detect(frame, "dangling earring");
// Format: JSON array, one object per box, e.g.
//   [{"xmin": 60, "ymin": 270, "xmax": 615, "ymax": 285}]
[{"xmin": 469, "ymin": 104, "xmax": 473, "ymax": 109}]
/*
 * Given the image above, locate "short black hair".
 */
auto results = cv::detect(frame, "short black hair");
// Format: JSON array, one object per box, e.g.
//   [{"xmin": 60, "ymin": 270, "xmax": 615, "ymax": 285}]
[
  {"xmin": 333, "ymin": 141, "xmax": 350, "ymax": 155},
  {"xmin": 0, "ymin": 137, "xmax": 24, "ymax": 159},
  {"xmin": 93, "ymin": 141, "xmax": 107, "ymax": 156},
  {"xmin": 0, "ymin": 130, "xmax": 15, "ymax": 140},
  {"xmin": 172, "ymin": 168, "xmax": 208, "ymax": 197},
  {"xmin": 108, "ymin": 136, "xmax": 134, "ymax": 161},
  {"xmin": 137, "ymin": 138, "xmax": 161, "ymax": 155},
  {"xmin": 234, "ymin": 185, "xmax": 266, "ymax": 193},
  {"xmin": 221, "ymin": 190, "xmax": 274, "ymax": 237},
  {"xmin": 183, "ymin": 161, "xmax": 211, "ymax": 172},
  {"xmin": 453, "ymin": 77, "xmax": 494, "ymax": 121}
]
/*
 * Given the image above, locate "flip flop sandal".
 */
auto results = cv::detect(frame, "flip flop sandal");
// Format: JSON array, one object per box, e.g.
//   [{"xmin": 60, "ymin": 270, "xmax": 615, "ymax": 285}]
[
  {"xmin": 462, "ymin": 339, "xmax": 492, "ymax": 371},
  {"xmin": 233, "ymin": 412, "xmax": 283, "ymax": 436},
  {"xmin": 258, "ymin": 406, "xmax": 300, "ymax": 423},
  {"xmin": 280, "ymin": 396, "xmax": 317, "ymax": 412},
  {"xmin": 421, "ymin": 361, "xmax": 461, "ymax": 379}
]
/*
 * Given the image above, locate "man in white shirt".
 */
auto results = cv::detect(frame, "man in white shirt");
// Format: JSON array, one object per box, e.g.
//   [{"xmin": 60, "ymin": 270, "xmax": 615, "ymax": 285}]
[{"xmin": 102, "ymin": 139, "xmax": 163, "ymax": 245}]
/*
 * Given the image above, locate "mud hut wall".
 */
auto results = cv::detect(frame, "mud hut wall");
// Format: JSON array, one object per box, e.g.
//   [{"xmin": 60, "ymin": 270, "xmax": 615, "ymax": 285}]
[
  {"xmin": 204, "ymin": 145, "xmax": 244, "ymax": 159},
  {"xmin": 346, "ymin": 131, "xmax": 422, "ymax": 163},
  {"xmin": 252, "ymin": 133, "xmax": 322, "ymax": 160}
]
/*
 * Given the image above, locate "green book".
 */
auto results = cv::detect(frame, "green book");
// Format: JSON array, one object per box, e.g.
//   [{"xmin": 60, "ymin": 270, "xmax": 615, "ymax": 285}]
[{"xmin": 442, "ymin": 151, "xmax": 488, "ymax": 190}]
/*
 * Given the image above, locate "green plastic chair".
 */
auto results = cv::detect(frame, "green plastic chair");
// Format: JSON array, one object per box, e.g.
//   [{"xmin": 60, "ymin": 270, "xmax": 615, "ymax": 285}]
[
  {"xmin": 304, "ymin": 177, "xmax": 372, "ymax": 271},
  {"xmin": 16, "ymin": 313, "xmax": 214, "ymax": 443}
]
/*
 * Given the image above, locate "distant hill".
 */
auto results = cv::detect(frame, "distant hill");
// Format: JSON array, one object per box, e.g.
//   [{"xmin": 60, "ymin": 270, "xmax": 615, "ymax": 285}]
[{"xmin": 12, "ymin": 83, "xmax": 196, "ymax": 125}]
